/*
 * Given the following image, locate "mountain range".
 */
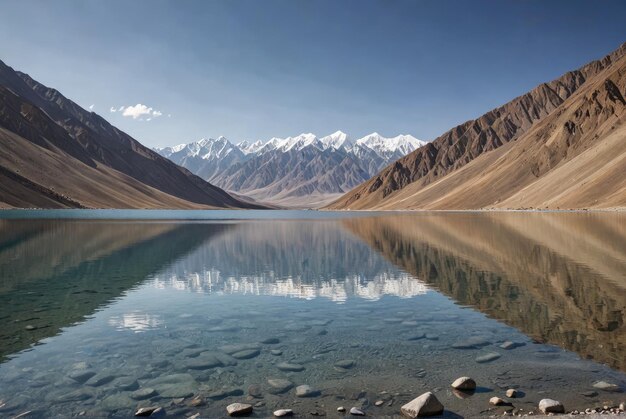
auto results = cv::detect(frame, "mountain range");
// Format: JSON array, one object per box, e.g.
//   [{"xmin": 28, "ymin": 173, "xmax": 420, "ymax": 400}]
[
  {"xmin": 156, "ymin": 132, "xmax": 425, "ymax": 207},
  {"xmin": 328, "ymin": 42, "xmax": 626, "ymax": 210},
  {"xmin": 0, "ymin": 60, "xmax": 259, "ymax": 209},
  {"xmin": 1, "ymin": 42, "xmax": 624, "ymax": 210}
]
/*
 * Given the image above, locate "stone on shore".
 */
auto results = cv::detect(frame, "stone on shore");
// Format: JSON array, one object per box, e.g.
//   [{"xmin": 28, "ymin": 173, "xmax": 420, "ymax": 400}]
[
  {"xmin": 274, "ymin": 409, "xmax": 293, "ymax": 417},
  {"xmin": 506, "ymin": 389, "xmax": 518, "ymax": 398},
  {"xmin": 489, "ymin": 397, "xmax": 506, "ymax": 406},
  {"xmin": 295, "ymin": 385, "xmax": 320, "ymax": 397},
  {"xmin": 337, "ymin": 406, "xmax": 346, "ymax": 412},
  {"xmin": 538, "ymin": 399, "xmax": 564, "ymax": 414},
  {"xmin": 451, "ymin": 377, "xmax": 476, "ymax": 391},
  {"xmin": 226, "ymin": 403, "xmax": 253, "ymax": 416},
  {"xmin": 350, "ymin": 407, "xmax": 365, "ymax": 416},
  {"xmin": 400, "ymin": 392, "xmax": 444, "ymax": 417}
]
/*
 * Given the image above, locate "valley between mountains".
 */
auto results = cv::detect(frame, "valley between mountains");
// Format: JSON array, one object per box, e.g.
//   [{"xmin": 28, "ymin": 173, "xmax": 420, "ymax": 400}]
[{"xmin": 0, "ymin": 42, "xmax": 625, "ymax": 210}]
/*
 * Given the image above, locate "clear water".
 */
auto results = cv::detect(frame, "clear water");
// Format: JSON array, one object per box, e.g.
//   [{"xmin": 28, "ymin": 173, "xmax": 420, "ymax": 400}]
[{"xmin": 0, "ymin": 211, "xmax": 624, "ymax": 418}]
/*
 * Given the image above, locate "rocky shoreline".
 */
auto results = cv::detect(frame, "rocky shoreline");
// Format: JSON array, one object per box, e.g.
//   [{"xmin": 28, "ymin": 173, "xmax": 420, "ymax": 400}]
[{"xmin": 121, "ymin": 374, "xmax": 626, "ymax": 418}]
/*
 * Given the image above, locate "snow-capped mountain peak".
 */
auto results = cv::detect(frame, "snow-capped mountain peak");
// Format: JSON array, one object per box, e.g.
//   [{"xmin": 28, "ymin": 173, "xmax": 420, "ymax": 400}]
[
  {"xmin": 355, "ymin": 132, "xmax": 425, "ymax": 158},
  {"xmin": 320, "ymin": 130, "xmax": 353, "ymax": 150}
]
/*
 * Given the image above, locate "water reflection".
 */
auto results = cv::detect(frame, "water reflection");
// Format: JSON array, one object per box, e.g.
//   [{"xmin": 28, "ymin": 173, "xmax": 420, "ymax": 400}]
[
  {"xmin": 0, "ymin": 213, "xmax": 624, "ymax": 418},
  {"xmin": 0, "ymin": 220, "xmax": 231, "ymax": 360},
  {"xmin": 345, "ymin": 212, "xmax": 626, "ymax": 371},
  {"xmin": 154, "ymin": 270, "xmax": 428, "ymax": 302}
]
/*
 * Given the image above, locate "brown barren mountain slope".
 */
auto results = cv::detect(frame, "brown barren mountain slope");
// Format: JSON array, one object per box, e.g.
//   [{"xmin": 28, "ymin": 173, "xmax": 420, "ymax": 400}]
[
  {"xmin": 328, "ymin": 43, "xmax": 626, "ymax": 210},
  {"xmin": 0, "ymin": 60, "xmax": 260, "ymax": 209}
]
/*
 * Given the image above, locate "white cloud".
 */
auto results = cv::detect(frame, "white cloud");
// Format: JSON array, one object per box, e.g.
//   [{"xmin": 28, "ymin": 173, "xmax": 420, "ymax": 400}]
[
  {"xmin": 115, "ymin": 103, "xmax": 164, "ymax": 121},
  {"xmin": 110, "ymin": 106, "xmax": 117, "ymax": 113},
  {"xmin": 89, "ymin": 104, "xmax": 94, "ymax": 110}
]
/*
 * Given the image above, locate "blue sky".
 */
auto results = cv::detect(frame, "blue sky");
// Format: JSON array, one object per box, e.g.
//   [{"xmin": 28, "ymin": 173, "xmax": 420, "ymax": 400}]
[{"xmin": 1, "ymin": 0, "xmax": 625, "ymax": 148}]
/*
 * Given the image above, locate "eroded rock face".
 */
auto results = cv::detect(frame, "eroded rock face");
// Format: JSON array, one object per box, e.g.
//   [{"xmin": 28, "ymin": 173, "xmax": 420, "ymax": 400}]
[{"xmin": 400, "ymin": 392, "xmax": 444, "ymax": 418}]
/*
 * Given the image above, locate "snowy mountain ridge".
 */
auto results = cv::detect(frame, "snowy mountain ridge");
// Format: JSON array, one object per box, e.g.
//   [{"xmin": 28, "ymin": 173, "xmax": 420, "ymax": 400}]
[
  {"xmin": 154, "ymin": 131, "xmax": 426, "ymax": 207},
  {"xmin": 156, "ymin": 131, "xmax": 424, "ymax": 160}
]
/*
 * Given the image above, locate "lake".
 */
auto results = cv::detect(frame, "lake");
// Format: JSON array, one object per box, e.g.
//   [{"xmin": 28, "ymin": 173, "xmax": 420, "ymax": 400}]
[{"xmin": 0, "ymin": 210, "xmax": 624, "ymax": 418}]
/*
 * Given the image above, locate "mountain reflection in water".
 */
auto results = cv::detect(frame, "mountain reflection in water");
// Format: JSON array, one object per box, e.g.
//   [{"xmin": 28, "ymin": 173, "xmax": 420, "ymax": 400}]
[{"xmin": 344, "ymin": 212, "xmax": 626, "ymax": 372}]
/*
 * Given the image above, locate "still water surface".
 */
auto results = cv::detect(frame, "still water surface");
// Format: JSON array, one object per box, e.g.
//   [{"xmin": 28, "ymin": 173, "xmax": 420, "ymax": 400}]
[{"xmin": 0, "ymin": 211, "xmax": 624, "ymax": 417}]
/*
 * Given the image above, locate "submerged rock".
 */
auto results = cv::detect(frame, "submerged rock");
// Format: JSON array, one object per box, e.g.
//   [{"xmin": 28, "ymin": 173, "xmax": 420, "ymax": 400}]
[
  {"xmin": 248, "ymin": 384, "xmax": 263, "ymax": 398},
  {"xmin": 295, "ymin": 385, "xmax": 320, "ymax": 397},
  {"xmin": 219, "ymin": 343, "xmax": 261, "ymax": 355},
  {"xmin": 475, "ymin": 352, "xmax": 501, "ymax": 363},
  {"xmin": 131, "ymin": 388, "xmax": 157, "ymax": 400},
  {"xmin": 85, "ymin": 372, "xmax": 116, "ymax": 387},
  {"xmin": 185, "ymin": 354, "xmax": 223, "ymax": 370},
  {"xmin": 400, "ymin": 392, "xmax": 444, "ymax": 417},
  {"xmin": 271, "ymin": 349, "xmax": 283, "ymax": 356},
  {"xmin": 68, "ymin": 369, "xmax": 96, "ymax": 384},
  {"xmin": 276, "ymin": 362, "xmax": 305, "ymax": 372},
  {"xmin": 114, "ymin": 377, "xmax": 139, "ymax": 391},
  {"xmin": 407, "ymin": 333, "xmax": 426, "ymax": 341},
  {"xmin": 207, "ymin": 388, "xmax": 244, "ymax": 400},
  {"xmin": 267, "ymin": 378, "xmax": 294, "ymax": 394},
  {"xmin": 538, "ymin": 399, "xmax": 564, "ymax": 414},
  {"xmin": 273, "ymin": 408, "xmax": 293, "ymax": 417},
  {"xmin": 593, "ymin": 381, "xmax": 621, "ymax": 392},
  {"xmin": 452, "ymin": 336, "xmax": 491, "ymax": 349},
  {"xmin": 262, "ymin": 337, "xmax": 280, "ymax": 344},
  {"xmin": 334, "ymin": 359, "xmax": 355, "ymax": 369},
  {"xmin": 499, "ymin": 341, "xmax": 524, "ymax": 350},
  {"xmin": 451, "ymin": 377, "xmax": 476, "ymax": 391},
  {"xmin": 231, "ymin": 349, "xmax": 260, "ymax": 360},
  {"xmin": 226, "ymin": 403, "xmax": 253, "ymax": 416},
  {"xmin": 145, "ymin": 374, "xmax": 198, "ymax": 399}
]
